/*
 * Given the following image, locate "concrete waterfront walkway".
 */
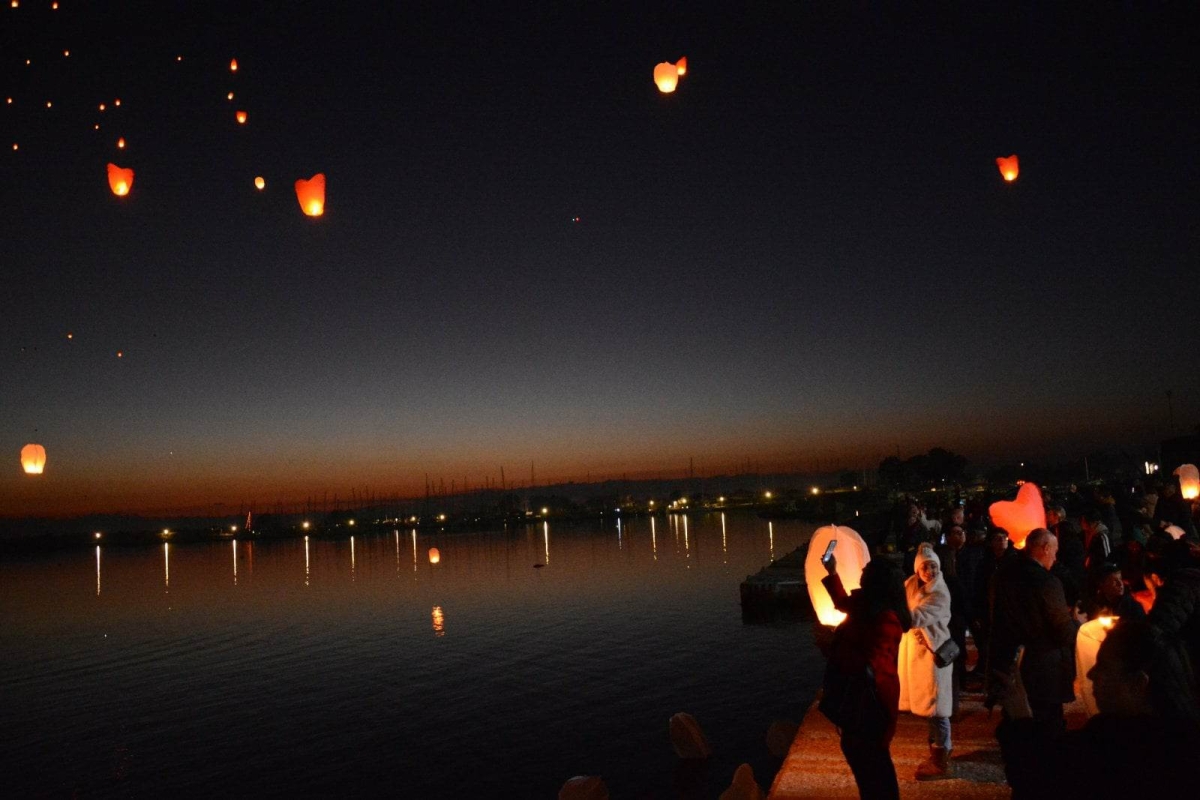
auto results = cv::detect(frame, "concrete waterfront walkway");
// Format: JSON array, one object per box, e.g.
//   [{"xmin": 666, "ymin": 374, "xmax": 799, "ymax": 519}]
[{"xmin": 770, "ymin": 680, "xmax": 1089, "ymax": 799}]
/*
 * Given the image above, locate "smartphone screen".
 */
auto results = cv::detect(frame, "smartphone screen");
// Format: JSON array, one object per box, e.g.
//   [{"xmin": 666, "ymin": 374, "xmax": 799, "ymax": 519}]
[{"xmin": 821, "ymin": 539, "xmax": 838, "ymax": 563}]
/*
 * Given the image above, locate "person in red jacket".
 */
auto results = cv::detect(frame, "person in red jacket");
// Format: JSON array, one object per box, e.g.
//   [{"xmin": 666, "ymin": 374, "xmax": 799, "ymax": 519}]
[{"xmin": 821, "ymin": 556, "xmax": 911, "ymax": 799}]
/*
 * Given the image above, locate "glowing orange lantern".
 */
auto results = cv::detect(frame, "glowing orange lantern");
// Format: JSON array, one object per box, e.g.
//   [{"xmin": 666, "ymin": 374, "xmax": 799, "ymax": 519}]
[
  {"xmin": 116, "ymin": 137, "xmax": 125, "ymax": 149},
  {"xmin": 805, "ymin": 525, "xmax": 871, "ymax": 626},
  {"xmin": 989, "ymin": 481, "xmax": 1046, "ymax": 549},
  {"xmin": 230, "ymin": 58, "xmax": 238, "ymax": 72},
  {"xmin": 996, "ymin": 155, "xmax": 1019, "ymax": 182},
  {"xmin": 1175, "ymin": 464, "xmax": 1199, "ymax": 500},
  {"xmin": 20, "ymin": 443, "xmax": 46, "ymax": 474},
  {"xmin": 106, "ymin": 163, "xmax": 133, "ymax": 196},
  {"xmin": 1076, "ymin": 615, "xmax": 1116, "ymax": 716},
  {"xmin": 254, "ymin": 176, "xmax": 265, "ymax": 190},
  {"xmin": 295, "ymin": 173, "xmax": 325, "ymax": 216},
  {"xmin": 654, "ymin": 62, "xmax": 679, "ymax": 93},
  {"xmin": 428, "ymin": 547, "xmax": 440, "ymax": 564},
  {"xmin": 676, "ymin": 56, "xmax": 688, "ymax": 76},
  {"xmin": 227, "ymin": 92, "xmax": 234, "ymax": 101},
  {"xmin": 235, "ymin": 110, "xmax": 247, "ymax": 124}
]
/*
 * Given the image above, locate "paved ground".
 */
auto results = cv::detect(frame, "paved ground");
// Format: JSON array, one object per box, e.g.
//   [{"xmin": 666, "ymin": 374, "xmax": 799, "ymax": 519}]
[{"xmin": 769, "ymin": 681, "xmax": 1087, "ymax": 798}]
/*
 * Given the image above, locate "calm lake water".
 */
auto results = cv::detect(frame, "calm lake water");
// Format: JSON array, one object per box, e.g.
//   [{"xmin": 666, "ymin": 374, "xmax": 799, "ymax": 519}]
[{"xmin": 1, "ymin": 513, "xmax": 823, "ymax": 798}]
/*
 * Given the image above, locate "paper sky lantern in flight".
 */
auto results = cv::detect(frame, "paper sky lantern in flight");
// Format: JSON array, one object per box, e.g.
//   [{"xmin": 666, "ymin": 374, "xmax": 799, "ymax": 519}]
[
  {"xmin": 21, "ymin": 443, "xmax": 46, "ymax": 474},
  {"xmin": 106, "ymin": 163, "xmax": 134, "ymax": 196},
  {"xmin": 295, "ymin": 173, "xmax": 325, "ymax": 216},
  {"xmin": 1075, "ymin": 615, "xmax": 1116, "ymax": 716},
  {"xmin": 230, "ymin": 58, "xmax": 238, "ymax": 72},
  {"xmin": 235, "ymin": 110, "xmax": 247, "ymax": 124},
  {"xmin": 1175, "ymin": 464, "xmax": 1199, "ymax": 500},
  {"xmin": 805, "ymin": 525, "xmax": 871, "ymax": 626},
  {"xmin": 254, "ymin": 176, "xmax": 265, "ymax": 190},
  {"xmin": 428, "ymin": 547, "xmax": 440, "ymax": 564},
  {"xmin": 989, "ymin": 481, "xmax": 1046, "ymax": 549},
  {"xmin": 675, "ymin": 57, "xmax": 687, "ymax": 76},
  {"xmin": 996, "ymin": 154, "xmax": 1019, "ymax": 182},
  {"xmin": 654, "ymin": 62, "xmax": 680, "ymax": 93}
]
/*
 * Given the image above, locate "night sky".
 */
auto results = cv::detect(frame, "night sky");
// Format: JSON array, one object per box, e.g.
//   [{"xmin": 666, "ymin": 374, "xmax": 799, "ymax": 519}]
[{"xmin": 3, "ymin": 2, "xmax": 1197, "ymax": 516}]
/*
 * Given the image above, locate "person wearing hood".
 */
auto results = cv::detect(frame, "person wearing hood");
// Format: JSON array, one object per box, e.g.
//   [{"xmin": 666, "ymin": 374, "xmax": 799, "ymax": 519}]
[{"xmin": 898, "ymin": 543, "xmax": 955, "ymax": 780}]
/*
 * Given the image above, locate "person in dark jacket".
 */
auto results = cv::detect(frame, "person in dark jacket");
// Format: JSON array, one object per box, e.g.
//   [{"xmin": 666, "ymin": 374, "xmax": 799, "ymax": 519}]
[
  {"xmin": 996, "ymin": 617, "xmax": 1200, "ymax": 799},
  {"xmin": 1080, "ymin": 563, "xmax": 1145, "ymax": 621},
  {"xmin": 1046, "ymin": 503, "xmax": 1085, "ymax": 608},
  {"xmin": 989, "ymin": 528, "xmax": 1081, "ymax": 738},
  {"xmin": 1147, "ymin": 539, "xmax": 1200, "ymax": 684},
  {"xmin": 820, "ymin": 556, "xmax": 910, "ymax": 800}
]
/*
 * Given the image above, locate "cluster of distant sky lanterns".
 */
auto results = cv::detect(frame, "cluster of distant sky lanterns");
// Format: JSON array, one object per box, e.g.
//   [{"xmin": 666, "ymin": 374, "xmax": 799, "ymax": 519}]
[{"xmin": 8, "ymin": 2, "xmax": 1026, "ymax": 481}]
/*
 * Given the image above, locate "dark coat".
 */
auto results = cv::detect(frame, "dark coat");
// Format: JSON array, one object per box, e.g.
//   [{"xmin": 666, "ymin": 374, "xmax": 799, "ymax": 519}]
[
  {"xmin": 822, "ymin": 573, "xmax": 905, "ymax": 743},
  {"xmin": 997, "ymin": 713, "xmax": 1200, "ymax": 799},
  {"xmin": 1155, "ymin": 493, "xmax": 1199, "ymax": 541},
  {"xmin": 1049, "ymin": 521, "xmax": 1085, "ymax": 607},
  {"xmin": 1148, "ymin": 566, "xmax": 1200, "ymax": 671},
  {"xmin": 991, "ymin": 555, "xmax": 1079, "ymax": 705}
]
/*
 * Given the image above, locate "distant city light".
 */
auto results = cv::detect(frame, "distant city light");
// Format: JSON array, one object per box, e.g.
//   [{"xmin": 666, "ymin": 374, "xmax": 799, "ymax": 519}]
[
  {"xmin": 348, "ymin": 519, "xmax": 355, "ymax": 526},
  {"xmin": 764, "ymin": 491, "xmax": 772, "ymax": 499},
  {"xmin": 718, "ymin": 496, "xmax": 725, "ymax": 503},
  {"xmin": 810, "ymin": 487, "xmax": 820, "ymax": 495},
  {"xmin": 230, "ymin": 525, "xmax": 237, "ymax": 532},
  {"xmin": 94, "ymin": 532, "xmax": 102, "ymax": 539},
  {"xmin": 302, "ymin": 521, "xmax": 310, "ymax": 529},
  {"xmin": 541, "ymin": 507, "xmax": 549, "ymax": 515}
]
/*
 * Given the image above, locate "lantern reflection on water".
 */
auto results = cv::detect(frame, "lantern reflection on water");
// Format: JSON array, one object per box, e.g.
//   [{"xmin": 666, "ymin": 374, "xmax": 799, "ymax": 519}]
[
  {"xmin": 989, "ymin": 482, "xmax": 1046, "ymax": 550},
  {"xmin": 805, "ymin": 525, "xmax": 871, "ymax": 626},
  {"xmin": 1076, "ymin": 615, "xmax": 1116, "ymax": 716},
  {"xmin": 432, "ymin": 606, "xmax": 445, "ymax": 637}
]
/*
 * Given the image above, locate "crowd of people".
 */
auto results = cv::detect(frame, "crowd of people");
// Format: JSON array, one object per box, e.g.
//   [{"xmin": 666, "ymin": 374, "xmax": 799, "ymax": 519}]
[{"xmin": 818, "ymin": 473, "xmax": 1200, "ymax": 799}]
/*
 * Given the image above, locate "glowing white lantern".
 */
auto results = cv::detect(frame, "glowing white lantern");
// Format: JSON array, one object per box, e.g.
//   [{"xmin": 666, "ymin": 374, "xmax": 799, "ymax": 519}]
[
  {"xmin": 1174, "ymin": 464, "xmax": 1199, "ymax": 500},
  {"xmin": 805, "ymin": 525, "xmax": 871, "ymax": 626}
]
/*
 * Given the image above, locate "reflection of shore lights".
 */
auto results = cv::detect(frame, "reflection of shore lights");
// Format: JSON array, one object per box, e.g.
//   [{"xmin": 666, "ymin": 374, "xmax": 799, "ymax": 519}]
[
  {"xmin": 21, "ymin": 444, "xmax": 46, "ymax": 474},
  {"xmin": 428, "ymin": 548, "xmax": 440, "ymax": 564}
]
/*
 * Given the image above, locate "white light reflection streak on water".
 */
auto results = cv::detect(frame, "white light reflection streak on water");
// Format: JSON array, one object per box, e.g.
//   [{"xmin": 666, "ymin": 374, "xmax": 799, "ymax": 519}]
[
  {"xmin": 95, "ymin": 545, "xmax": 101, "ymax": 596},
  {"xmin": 769, "ymin": 521, "xmax": 775, "ymax": 563},
  {"xmin": 232, "ymin": 539, "xmax": 238, "ymax": 585},
  {"xmin": 163, "ymin": 542, "xmax": 170, "ymax": 590},
  {"xmin": 721, "ymin": 513, "xmax": 727, "ymax": 563},
  {"xmin": 543, "ymin": 522, "xmax": 550, "ymax": 565},
  {"xmin": 395, "ymin": 530, "xmax": 400, "ymax": 576},
  {"xmin": 651, "ymin": 516, "xmax": 657, "ymax": 560},
  {"xmin": 350, "ymin": 536, "xmax": 356, "ymax": 579},
  {"xmin": 683, "ymin": 515, "xmax": 690, "ymax": 566},
  {"xmin": 617, "ymin": 517, "xmax": 622, "ymax": 549},
  {"xmin": 412, "ymin": 530, "xmax": 418, "ymax": 575},
  {"xmin": 432, "ymin": 605, "xmax": 445, "ymax": 637},
  {"xmin": 304, "ymin": 536, "xmax": 310, "ymax": 586}
]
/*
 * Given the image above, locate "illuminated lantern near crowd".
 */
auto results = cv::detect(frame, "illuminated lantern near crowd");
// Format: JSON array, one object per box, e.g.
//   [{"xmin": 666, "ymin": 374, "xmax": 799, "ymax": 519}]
[
  {"xmin": 989, "ymin": 481, "xmax": 1046, "ymax": 549},
  {"xmin": 654, "ymin": 62, "xmax": 679, "ymax": 93},
  {"xmin": 1175, "ymin": 464, "xmax": 1199, "ymax": 500},
  {"xmin": 1076, "ymin": 616, "xmax": 1116, "ymax": 716},
  {"xmin": 20, "ymin": 443, "xmax": 46, "ymax": 474},
  {"xmin": 805, "ymin": 525, "xmax": 871, "ymax": 626},
  {"xmin": 295, "ymin": 173, "xmax": 325, "ymax": 216},
  {"xmin": 428, "ymin": 547, "xmax": 440, "ymax": 564},
  {"xmin": 106, "ymin": 163, "xmax": 133, "ymax": 196},
  {"xmin": 996, "ymin": 155, "xmax": 1019, "ymax": 182}
]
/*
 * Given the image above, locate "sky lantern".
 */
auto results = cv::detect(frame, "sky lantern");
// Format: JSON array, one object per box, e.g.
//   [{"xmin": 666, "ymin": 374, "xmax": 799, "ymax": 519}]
[
  {"xmin": 654, "ymin": 62, "xmax": 679, "ymax": 93},
  {"xmin": 20, "ymin": 443, "xmax": 46, "ymax": 474},
  {"xmin": 1075, "ymin": 615, "xmax": 1116, "ymax": 716},
  {"xmin": 428, "ymin": 547, "xmax": 440, "ymax": 564},
  {"xmin": 116, "ymin": 137, "xmax": 125, "ymax": 149},
  {"xmin": 230, "ymin": 58, "xmax": 238, "ymax": 72},
  {"xmin": 254, "ymin": 176, "xmax": 265, "ymax": 190},
  {"xmin": 107, "ymin": 163, "xmax": 134, "ymax": 196},
  {"xmin": 235, "ymin": 110, "xmax": 247, "ymax": 124},
  {"xmin": 989, "ymin": 481, "xmax": 1046, "ymax": 549},
  {"xmin": 295, "ymin": 173, "xmax": 325, "ymax": 216},
  {"xmin": 227, "ymin": 92, "xmax": 234, "ymax": 101},
  {"xmin": 996, "ymin": 154, "xmax": 1019, "ymax": 182},
  {"xmin": 676, "ymin": 56, "xmax": 687, "ymax": 76},
  {"xmin": 805, "ymin": 525, "xmax": 871, "ymax": 626},
  {"xmin": 1175, "ymin": 464, "xmax": 1199, "ymax": 500}
]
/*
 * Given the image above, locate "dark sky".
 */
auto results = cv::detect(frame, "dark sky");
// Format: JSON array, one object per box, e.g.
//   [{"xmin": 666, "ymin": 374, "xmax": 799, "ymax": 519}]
[{"xmin": 2, "ymin": 1, "xmax": 1197, "ymax": 515}]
